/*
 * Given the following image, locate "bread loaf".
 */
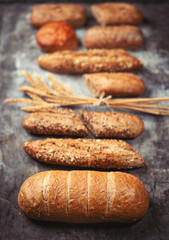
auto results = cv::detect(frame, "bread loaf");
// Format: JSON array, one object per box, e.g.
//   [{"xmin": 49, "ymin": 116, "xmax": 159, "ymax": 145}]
[
  {"xmin": 23, "ymin": 138, "xmax": 145, "ymax": 169},
  {"xmin": 83, "ymin": 72, "xmax": 145, "ymax": 97},
  {"xmin": 38, "ymin": 49, "xmax": 143, "ymax": 74},
  {"xmin": 79, "ymin": 110, "xmax": 144, "ymax": 138},
  {"xmin": 84, "ymin": 25, "xmax": 143, "ymax": 49},
  {"xmin": 23, "ymin": 109, "xmax": 88, "ymax": 137},
  {"xmin": 36, "ymin": 21, "xmax": 78, "ymax": 52},
  {"xmin": 31, "ymin": 3, "xmax": 87, "ymax": 28},
  {"xmin": 91, "ymin": 3, "xmax": 143, "ymax": 26},
  {"xmin": 18, "ymin": 170, "xmax": 149, "ymax": 223}
]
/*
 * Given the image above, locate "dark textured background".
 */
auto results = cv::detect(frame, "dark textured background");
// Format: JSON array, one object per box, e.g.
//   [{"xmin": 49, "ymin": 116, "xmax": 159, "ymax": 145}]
[{"xmin": 0, "ymin": 1, "xmax": 169, "ymax": 240}]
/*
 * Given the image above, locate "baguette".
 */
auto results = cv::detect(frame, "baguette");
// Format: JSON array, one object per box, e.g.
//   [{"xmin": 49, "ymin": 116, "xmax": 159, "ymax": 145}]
[
  {"xmin": 79, "ymin": 110, "xmax": 144, "ymax": 138},
  {"xmin": 18, "ymin": 170, "xmax": 149, "ymax": 223},
  {"xmin": 84, "ymin": 25, "xmax": 143, "ymax": 49},
  {"xmin": 23, "ymin": 138, "xmax": 145, "ymax": 169},
  {"xmin": 23, "ymin": 109, "xmax": 88, "ymax": 137},
  {"xmin": 91, "ymin": 3, "xmax": 143, "ymax": 26},
  {"xmin": 83, "ymin": 72, "xmax": 145, "ymax": 97},
  {"xmin": 31, "ymin": 3, "xmax": 87, "ymax": 28},
  {"xmin": 37, "ymin": 49, "xmax": 143, "ymax": 74}
]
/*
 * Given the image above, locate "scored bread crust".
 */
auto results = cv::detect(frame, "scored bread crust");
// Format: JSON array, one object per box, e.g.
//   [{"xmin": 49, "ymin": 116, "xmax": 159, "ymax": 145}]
[
  {"xmin": 31, "ymin": 3, "xmax": 87, "ymax": 28},
  {"xmin": 78, "ymin": 110, "xmax": 144, "ymax": 138},
  {"xmin": 84, "ymin": 25, "xmax": 143, "ymax": 49},
  {"xmin": 91, "ymin": 3, "xmax": 143, "ymax": 26},
  {"xmin": 23, "ymin": 109, "xmax": 88, "ymax": 137},
  {"xmin": 83, "ymin": 72, "xmax": 145, "ymax": 97},
  {"xmin": 37, "ymin": 49, "xmax": 143, "ymax": 74},
  {"xmin": 23, "ymin": 138, "xmax": 145, "ymax": 169},
  {"xmin": 18, "ymin": 170, "xmax": 149, "ymax": 223}
]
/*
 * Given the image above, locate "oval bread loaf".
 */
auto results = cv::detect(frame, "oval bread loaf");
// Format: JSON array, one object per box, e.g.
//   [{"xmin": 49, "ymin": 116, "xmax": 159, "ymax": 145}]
[
  {"xmin": 18, "ymin": 170, "xmax": 149, "ymax": 223},
  {"xmin": 31, "ymin": 3, "xmax": 87, "ymax": 28},
  {"xmin": 78, "ymin": 110, "xmax": 144, "ymax": 138},
  {"xmin": 83, "ymin": 72, "xmax": 145, "ymax": 97},
  {"xmin": 91, "ymin": 3, "xmax": 143, "ymax": 26},
  {"xmin": 84, "ymin": 25, "xmax": 143, "ymax": 49},
  {"xmin": 23, "ymin": 138, "xmax": 145, "ymax": 169},
  {"xmin": 23, "ymin": 109, "xmax": 88, "ymax": 137}
]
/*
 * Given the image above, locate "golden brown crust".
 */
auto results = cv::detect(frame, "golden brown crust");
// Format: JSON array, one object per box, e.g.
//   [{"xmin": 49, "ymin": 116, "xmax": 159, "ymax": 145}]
[
  {"xmin": 88, "ymin": 171, "xmax": 107, "ymax": 222},
  {"xmin": 68, "ymin": 171, "xmax": 88, "ymax": 222},
  {"xmin": 18, "ymin": 170, "xmax": 149, "ymax": 223},
  {"xmin": 78, "ymin": 110, "xmax": 144, "ymax": 138},
  {"xmin": 37, "ymin": 49, "xmax": 143, "ymax": 74},
  {"xmin": 36, "ymin": 21, "xmax": 78, "ymax": 52},
  {"xmin": 83, "ymin": 72, "xmax": 145, "ymax": 97},
  {"xmin": 47, "ymin": 171, "xmax": 68, "ymax": 222},
  {"xmin": 31, "ymin": 3, "xmax": 87, "ymax": 28},
  {"xmin": 23, "ymin": 138, "xmax": 145, "ymax": 169},
  {"xmin": 111, "ymin": 172, "xmax": 149, "ymax": 222},
  {"xmin": 23, "ymin": 109, "xmax": 88, "ymax": 137},
  {"xmin": 84, "ymin": 25, "xmax": 143, "ymax": 49},
  {"xmin": 91, "ymin": 3, "xmax": 143, "ymax": 26},
  {"xmin": 18, "ymin": 171, "xmax": 48, "ymax": 220}
]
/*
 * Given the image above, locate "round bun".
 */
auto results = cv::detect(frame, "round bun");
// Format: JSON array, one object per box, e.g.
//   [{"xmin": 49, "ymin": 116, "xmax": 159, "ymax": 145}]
[{"xmin": 36, "ymin": 21, "xmax": 78, "ymax": 52}]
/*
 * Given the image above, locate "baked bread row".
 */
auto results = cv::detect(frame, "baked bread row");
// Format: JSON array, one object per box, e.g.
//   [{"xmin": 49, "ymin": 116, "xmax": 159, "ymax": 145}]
[
  {"xmin": 19, "ymin": 3, "xmax": 149, "ymax": 225},
  {"xmin": 23, "ymin": 109, "xmax": 144, "ymax": 139},
  {"xmin": 31, "ymin": 3, "xmax": 143, "ymax": 28},
  {"xmin": 36, "ymin": 24, "xmax": 144, "ymax": 52}
]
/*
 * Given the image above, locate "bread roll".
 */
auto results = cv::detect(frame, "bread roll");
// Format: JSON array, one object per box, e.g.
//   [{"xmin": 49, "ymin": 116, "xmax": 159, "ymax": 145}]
[
  {"xmin": 18, "ymin": 170, "xmax": 149, "ymax": 223},
  {"xmin": 31, "ymin": 3, "xmax": 87, "ymax": 28},
  {"xmin": 36, "ymin": 22, "xmax": 78, "ymax": 52},
  {"xmin": 23, "ymin": 109, "xmax": 88, "ymax": 137},
  {"xmin": 84, "ymin": 25, "xmax": 143, "ymax": 49},
  {"xmin": 23, "ymin": 138, "xmax": 145, "ymax": 169},
  {"xmin": 91, "ymin": 3, "xmax": 143, "ymax": 25},
  {"xmin": 38, "ymin": 49, "xmax": 143, "ymax": 74},
  {"xmin": 79, "ymin": 110, "xmax": 144, "ymax": 138},
  {"xmin": 83, "ymin": 72, "xmax": 145, "ymax": 97}
]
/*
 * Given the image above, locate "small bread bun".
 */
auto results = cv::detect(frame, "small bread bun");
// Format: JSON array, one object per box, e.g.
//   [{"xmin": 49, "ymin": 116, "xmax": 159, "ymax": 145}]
[{"xmin": 36, "ymin": 21, "xmax": 78, "ymax": 52}]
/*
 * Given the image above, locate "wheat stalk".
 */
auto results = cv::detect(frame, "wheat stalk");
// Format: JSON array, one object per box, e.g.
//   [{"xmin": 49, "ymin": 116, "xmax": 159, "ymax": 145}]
[{"xmin": 4, "ymin": 71, "xmax": 169, "ymax": 115}]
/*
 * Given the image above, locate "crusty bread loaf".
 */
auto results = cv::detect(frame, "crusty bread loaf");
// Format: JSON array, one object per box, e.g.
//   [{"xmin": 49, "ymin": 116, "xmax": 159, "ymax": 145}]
[
  {"xmin": 83, "ymin": 72, "xmax": 145, "ymax": 97},
  {"xmin": 36, "ymin": 21, "xmax": 78, "ymax": 52},
  {"xmin": 31, "ymin": 3, "xmax": 87, "ymax": 28},
  {"xmin": 23, "ymin": 138, "xmax": 145, "ymax": 169},
  {"xmin": 23, "ymin": 109, "xmax": 88, "ymax": 137},
  {"xmin": 37, "ymin": 49, "xmax": 143, "ymax": 74},
  {"xmin": 84, "ymin": 25, "xmax": 143, "ymax": 49},
  {"xmin": 91, "ymin": 3, "xmax": 143, "ymax": 25},
  {"xmin": 79, "ymin": 110, "xmax": 144, "ymax": 138},
  {"xmin": 18, "ymin": 170, "xmax": 149, "ymax": 223}
]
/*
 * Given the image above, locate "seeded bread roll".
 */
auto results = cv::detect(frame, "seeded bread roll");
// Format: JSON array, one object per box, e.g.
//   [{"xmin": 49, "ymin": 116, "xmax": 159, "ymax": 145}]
[
  {"xmin": 23, "ymin": 138, "xmax": 145, "ymax": 169},
  {"xmin": 84, "ymin": 25, "xmax": 143, "ymax": 49},
  {"xmin": 18, "ymin": 170, "xmax": 149, "ymax": 223},
  {"xmin": 38, "ymin": 49, "xmax": 143, "ymax": 74},
  {"xmin": 31, "ymin": 3, "xmax": 87, "ymax": 28},
  {"xmin": 79, "ymin": 110, "xmax": 144, "ymax": 138},
  {"xmin": 23, "ymin": 109, "xmax": 88, "ymax": 137},
  {"xmin": 83, "ymin": 72, "xmax": 145, "ymax": 97},
  {"xmin": 36, "ymin": 22, "xmax": 78, "ymax": 52},
  {"xmin": 91, "ymin": 3, "xmax": 143, "ymax": 26}
]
